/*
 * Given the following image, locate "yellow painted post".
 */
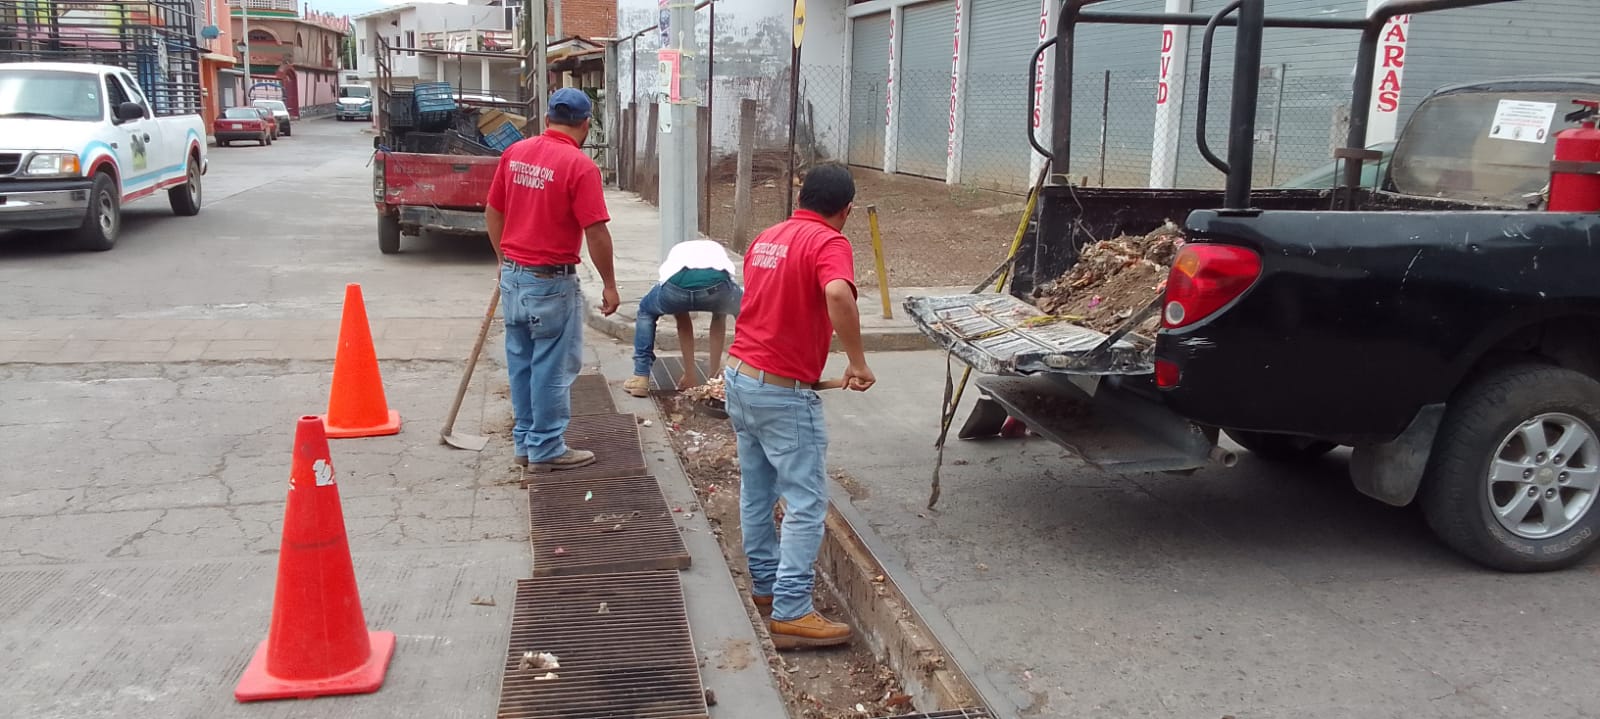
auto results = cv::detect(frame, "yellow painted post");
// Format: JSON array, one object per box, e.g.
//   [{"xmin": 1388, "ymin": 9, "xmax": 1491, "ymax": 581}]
[{"xmin": 866, "ymin": 205, "xmax": 892, "ymax": 319}]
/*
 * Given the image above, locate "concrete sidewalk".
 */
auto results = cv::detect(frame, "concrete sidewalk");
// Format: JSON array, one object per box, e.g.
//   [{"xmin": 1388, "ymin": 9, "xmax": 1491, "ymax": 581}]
[{"xmin": 579, "ymin": 190, "xmax": 958, "ymax": 354}]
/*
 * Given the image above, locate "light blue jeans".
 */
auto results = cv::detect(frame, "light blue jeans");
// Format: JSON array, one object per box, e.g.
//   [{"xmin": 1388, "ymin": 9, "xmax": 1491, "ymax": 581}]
[
  {"xmin": 632, "ymin": 279, "xmax": 742, "ymax": 377},
  {"xmin": 500, "ymin": 262, "xmax": 583, "ymax": 463},
  {"xmin": 724, "ymin": 362, "xmax": 828, "ymax": 622}
]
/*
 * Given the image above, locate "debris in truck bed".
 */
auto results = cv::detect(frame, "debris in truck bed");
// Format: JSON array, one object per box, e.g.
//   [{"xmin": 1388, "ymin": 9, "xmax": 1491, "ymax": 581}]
[{"xmin": 1032, "ymin": 221, "xmax": 1184, "ymax": 335}]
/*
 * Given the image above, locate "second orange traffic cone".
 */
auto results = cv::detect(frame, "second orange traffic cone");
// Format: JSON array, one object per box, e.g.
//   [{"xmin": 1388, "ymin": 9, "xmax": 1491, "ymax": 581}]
[{"xmin": 321, "ymin": 283, "xmax": 401, "ymax": 438}]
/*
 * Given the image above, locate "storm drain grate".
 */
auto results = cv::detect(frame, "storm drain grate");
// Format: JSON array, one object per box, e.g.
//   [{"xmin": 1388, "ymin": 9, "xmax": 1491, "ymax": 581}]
[
  {"xmin": 524, "ymin": 413, "xmax": 647, "ymax": 486},
  {"xmin": 529, "ymin": 474, "xmax": 690, "ymax": 576},
  {"xmin": 649, "ymin": 356, "xmax": 713, "ymax": 394},
  {"xmin": 570, "ymin": 373, "xmax": 618, "ymax": 416},
  {"xmin": 497, "ymin": 571, "xmax": 708, "ymax": 719},
  {"xmin": 872, "ymin": 710, "xmax": 992, "ymax": 719}
]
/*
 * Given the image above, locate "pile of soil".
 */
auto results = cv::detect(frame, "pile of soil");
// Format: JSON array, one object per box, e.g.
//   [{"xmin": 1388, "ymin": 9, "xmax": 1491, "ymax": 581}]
[
  {"xmin": 659, "ymin": 397, "xmax": 916, "ymax": 719},
  {"xmin": 1031, "ymin": 221, "xmax": 1184, "ymax": 335}
]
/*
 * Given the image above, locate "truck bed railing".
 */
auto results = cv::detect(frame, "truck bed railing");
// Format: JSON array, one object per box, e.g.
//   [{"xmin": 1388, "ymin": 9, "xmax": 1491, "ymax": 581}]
[{"xmin": 1038, "ymin": 0, "xmax": 1522, "ymax": 209}]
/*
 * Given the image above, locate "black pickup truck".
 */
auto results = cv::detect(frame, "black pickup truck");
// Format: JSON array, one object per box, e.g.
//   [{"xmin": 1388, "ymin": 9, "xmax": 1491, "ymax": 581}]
[{"xmin": 910, "ymin": 0, "xmax": 1600, "ymax": 572}]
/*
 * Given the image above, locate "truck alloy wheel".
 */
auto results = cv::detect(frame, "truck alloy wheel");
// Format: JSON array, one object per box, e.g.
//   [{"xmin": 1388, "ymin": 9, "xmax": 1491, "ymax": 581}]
[{"xmin": 1421, "ymin": 364, "xmax": 1600, "ymax": 572}]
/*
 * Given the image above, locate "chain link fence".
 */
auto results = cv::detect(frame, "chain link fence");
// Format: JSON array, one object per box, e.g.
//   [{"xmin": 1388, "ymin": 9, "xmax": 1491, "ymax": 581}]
[{"xmin": 613, "ymin": 30, "xmax": 1357, "ymax": 200}]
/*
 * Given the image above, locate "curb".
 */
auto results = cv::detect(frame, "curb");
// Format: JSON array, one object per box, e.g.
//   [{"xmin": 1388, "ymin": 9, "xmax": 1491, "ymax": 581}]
[{"xmin": 582, "ymin": 304, "xmax": 933, "ymax": 354}]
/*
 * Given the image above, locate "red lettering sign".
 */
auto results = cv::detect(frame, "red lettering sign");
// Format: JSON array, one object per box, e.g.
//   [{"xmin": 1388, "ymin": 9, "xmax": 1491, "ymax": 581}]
[
  {"xmin": 1161, "ymin": 28, "xmax": 1173, "ymax": 53},
  {"xmin": 949, "ymin": 0, "xmax": 962, "ymax": 158},
  {"xmin": 1369, "ymin": 14, "xmax": 1409, "ymax": 120},
  {"xmin": 1032, "ymin": 0, "xmax": 1048, "ymax": 129}
]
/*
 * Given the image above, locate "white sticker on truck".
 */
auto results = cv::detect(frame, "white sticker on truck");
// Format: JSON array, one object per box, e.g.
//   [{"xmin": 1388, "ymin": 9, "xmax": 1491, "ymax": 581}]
[{"xmin": 1489, "ymin": 99, "xmax": 1558, "ymax": 144}]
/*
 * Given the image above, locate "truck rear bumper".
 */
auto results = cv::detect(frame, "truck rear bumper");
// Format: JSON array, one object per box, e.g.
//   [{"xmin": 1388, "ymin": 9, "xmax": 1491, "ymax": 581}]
[
  {"xmin": 0, "ymin": 183, "xmax": 90, "ymax": 231},
  {"xmin": 399, "ymin": 205, "xmax": 486, "ymax": 235},
  {"xmin": 968, "ymin": 374, "xmax": 1226, "ymax": 473}
]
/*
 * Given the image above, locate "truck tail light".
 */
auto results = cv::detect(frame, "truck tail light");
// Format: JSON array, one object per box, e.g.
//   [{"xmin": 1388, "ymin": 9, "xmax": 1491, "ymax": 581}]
[
  {"xmin": 372, "ymin": 153, "xmax": 386, "ymax": 202},
  {"xmin": 1155, "ymin": 359, "xmax": 1181, "ymax": 388},
  {"xmin": 1161, "ymin": 245, "xmax": 1261, "ymax": 329}
]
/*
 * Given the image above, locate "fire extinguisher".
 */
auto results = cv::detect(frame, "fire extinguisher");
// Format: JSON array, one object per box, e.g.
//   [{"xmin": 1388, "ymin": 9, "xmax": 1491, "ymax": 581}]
[{"xmin": 1549, "ymin": 99, "xmax": 1600, "ymax": 212}]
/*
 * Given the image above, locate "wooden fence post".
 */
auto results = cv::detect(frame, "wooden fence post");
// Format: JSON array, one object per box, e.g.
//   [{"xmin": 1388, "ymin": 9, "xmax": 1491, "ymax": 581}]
[
  {"xmin": 732, "ymin": 98, "xmax": 757, "ymax": 252},
  {"xmin": 644, "ymin": 102, "xmax": 660, "ymax": 205},
  {"xmin": 697, "ymin": 105, "xmax": 712, "ymax": 234}
]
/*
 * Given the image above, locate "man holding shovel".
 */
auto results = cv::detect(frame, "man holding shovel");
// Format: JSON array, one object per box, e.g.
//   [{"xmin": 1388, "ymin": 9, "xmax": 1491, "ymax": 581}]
[
  {"xmin": 486, "ymin": 88, "xmax": 620, "ymax": 472},
  {"xmin": 723, "ymin": 163, "xmax": 874, "ymax": 649}
]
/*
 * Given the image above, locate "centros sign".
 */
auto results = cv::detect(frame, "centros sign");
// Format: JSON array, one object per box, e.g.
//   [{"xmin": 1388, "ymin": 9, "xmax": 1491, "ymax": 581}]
[{"xmin": 947, "ymin": 0, "xmax": 962, "ymax": 159}]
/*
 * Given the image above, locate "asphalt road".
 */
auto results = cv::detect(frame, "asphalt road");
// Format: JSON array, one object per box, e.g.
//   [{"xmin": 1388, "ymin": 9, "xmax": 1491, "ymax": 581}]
[{"xmin": 818, "ymin": 350, "xmax": 1600, "ymax": 719}]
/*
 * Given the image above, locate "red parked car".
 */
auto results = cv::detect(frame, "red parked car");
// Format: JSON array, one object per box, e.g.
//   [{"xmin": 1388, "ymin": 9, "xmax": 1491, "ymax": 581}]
[{"xmin": 214, "ymin": 106, "xmax": 273, "ymax": 147}]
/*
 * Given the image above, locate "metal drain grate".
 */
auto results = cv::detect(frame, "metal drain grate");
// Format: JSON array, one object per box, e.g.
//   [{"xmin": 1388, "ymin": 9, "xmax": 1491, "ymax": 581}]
[
  {"xmin": 872, "ymin": 710, "xmax": 992, "ymax": 719},
  {"xmin": 498, "ymin": 571, "xmax": 708, "ymax": 719},
  {"xmin": 570, "ymin": 373, "xmax": 617, "ymax": 416},
  {"xmin": 649, "ymin": 356, "xmax": 712, "ymax": 394},
  {"xmin": 529, "ymin": 474, "xmax": 690, "ymax": 576},
  {"xmin": 524, "ymin": 413, "xmax": 647, "ymax": 486}
]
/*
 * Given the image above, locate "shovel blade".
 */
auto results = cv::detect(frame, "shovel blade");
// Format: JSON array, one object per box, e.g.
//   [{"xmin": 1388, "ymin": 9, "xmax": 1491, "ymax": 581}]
[{"xmin": 441, "ymin": 429, "xmax": 490, "ymax": 451}]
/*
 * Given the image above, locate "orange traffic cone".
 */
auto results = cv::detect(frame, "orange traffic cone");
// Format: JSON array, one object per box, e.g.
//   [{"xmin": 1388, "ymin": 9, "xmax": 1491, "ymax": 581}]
[
  {"xmin": 321, "ymin": 283, "xmax": 401, "ymax": 438},
  {"xmin": 235, "ymin": 416, "xmax": 396, "ymax": 702}
]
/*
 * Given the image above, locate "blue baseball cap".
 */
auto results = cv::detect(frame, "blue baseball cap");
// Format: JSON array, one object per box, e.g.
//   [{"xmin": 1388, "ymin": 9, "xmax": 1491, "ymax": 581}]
[{"xmin": 548, "ymin": 88, "xmax": 592, "ymax": 123}]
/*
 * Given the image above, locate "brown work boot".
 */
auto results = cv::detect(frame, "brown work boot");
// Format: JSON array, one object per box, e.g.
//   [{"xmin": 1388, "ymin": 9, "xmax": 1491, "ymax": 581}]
[
  {"xmin": 768, "ymin": 611, "xmax": 853, "ymax": 649},
  {"xmin": 623, "ymin": 375, "xmax": 650, "ymax": 398},
  {"xmin": 513, "ymin": 455, "xmax": 528, "ymax": 468},
  {"xmin": 752, "ymin": 594, "xmax": 773, "ymax": 617},
  {"xmin": 529, "ymin": 449, "xmax": 596, "ymax": 472}
]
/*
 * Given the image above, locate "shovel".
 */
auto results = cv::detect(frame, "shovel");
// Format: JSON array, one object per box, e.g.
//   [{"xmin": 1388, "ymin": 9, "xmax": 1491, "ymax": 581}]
[{"xmin": 441, "ymin": 284, "xmax": 501, "ymax": 451}]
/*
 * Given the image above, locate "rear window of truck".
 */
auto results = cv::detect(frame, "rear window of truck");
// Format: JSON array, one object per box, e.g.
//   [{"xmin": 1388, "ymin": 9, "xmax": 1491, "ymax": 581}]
[{"xmin": 1391, "ymin": 90, "xmax": 1571, "ymax": 207}]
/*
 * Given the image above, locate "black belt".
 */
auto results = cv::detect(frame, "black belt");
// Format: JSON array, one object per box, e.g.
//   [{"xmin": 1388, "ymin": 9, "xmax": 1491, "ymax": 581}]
[{"xmin": 504, "ymin": 261, "xmax": 577, "ymax": 275}]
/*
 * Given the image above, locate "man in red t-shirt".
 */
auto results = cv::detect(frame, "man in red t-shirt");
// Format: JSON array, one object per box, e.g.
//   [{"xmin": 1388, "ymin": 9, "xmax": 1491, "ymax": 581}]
[
  {"xmin": 723, "ymin": 163, "xmax": 875, "ymax": 648},
  {"xmin": 486, "ymin": 88, "xmax": 619, "ymax": 473}
]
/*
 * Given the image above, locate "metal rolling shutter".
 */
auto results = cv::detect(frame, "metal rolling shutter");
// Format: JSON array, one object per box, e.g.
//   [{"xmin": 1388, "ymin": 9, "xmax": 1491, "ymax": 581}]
[
  {"xmin": 849, "ymin": 13, "xmax": 893, "ymax": 169},
  {"xmin": 1056, "ymin": 0, "xmax": 1165, "ymax": 185},
  {"xmin": 1175, "ymin": 0, "xmax": 1364, "ymax": 188},
  {"xmin": 960, "ymin": 0, "xmax": 1042, "ymax": 190},
  {"xmin": 896, "ymin": 0, "xmax": 956, "ymax": 179}
]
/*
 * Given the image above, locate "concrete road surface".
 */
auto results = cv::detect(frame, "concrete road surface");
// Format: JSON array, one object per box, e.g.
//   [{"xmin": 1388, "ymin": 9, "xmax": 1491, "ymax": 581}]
[
  {"xmin": 815, "ymin": 350, "xmax": 1600, "ymax": 719},
  {"xmin": 0, "ymin": 120, "xmax": 526, "ymax": 719}
]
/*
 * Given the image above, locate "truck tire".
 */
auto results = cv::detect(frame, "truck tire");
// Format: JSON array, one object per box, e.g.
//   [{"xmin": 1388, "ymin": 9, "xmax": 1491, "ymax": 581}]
[
  {"xmin": 168, "ymin": 156, "xmax": 202, "ymax": 216},
  {"xmin": 1226, "ymin": 430, "xmax": 1338, "ymax": 462},
  {"xmin": 1421, "ymin": 364, "xmax": 1600, "ymax": 572},
  {"xmin": 378, "ymin": 212, "xmax": 402, "ymax": 254},
  {"xmin": 74, "ymin": 172, "xmax": 119, "ymax": 251}
]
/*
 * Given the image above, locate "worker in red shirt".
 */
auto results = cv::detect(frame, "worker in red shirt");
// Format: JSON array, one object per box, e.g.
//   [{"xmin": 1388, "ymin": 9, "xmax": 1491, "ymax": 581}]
[
  {"xmin": 486, "ymin": 88, "xmax": 620, "ymax": 473},
  {"xmin": 724, "ymin": 163, "xmax": 875, "ymax": 648}
]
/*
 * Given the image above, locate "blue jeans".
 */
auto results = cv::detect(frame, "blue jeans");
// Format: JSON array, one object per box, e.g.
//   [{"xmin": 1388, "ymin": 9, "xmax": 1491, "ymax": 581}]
[
  {"xmin": 724, "ymin": 363, "xmax": 827, "ymax": 622},
  {"xmin": 500, "ymin": 263, "xmax": 583, "ymax": 462},
  {"xmin": 632, "ymin": 279, "xmax": 743, "ymax": 377}
]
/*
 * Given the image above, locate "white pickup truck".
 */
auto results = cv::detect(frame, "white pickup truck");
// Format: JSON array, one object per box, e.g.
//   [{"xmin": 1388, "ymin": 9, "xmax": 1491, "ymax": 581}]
[{"xmin": 0, "ymin": 62, "xmax": 208, "ymax": 250}]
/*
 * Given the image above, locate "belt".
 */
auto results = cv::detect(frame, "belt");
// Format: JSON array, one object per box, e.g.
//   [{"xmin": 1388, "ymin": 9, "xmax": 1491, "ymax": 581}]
[
  {"xmin": 503, "ymin": 260, "xmax": 577, "ymax": 276},
  {"xmin": 732, "ymin": 360, "xmax": 808, "ymax": 389}
]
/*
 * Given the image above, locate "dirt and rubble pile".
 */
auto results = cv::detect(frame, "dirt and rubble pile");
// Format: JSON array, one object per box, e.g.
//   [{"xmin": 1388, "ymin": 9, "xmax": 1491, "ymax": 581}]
[{"xmin": 1031, "ymin": 221, "xmax": 1184, "ymax": 335}]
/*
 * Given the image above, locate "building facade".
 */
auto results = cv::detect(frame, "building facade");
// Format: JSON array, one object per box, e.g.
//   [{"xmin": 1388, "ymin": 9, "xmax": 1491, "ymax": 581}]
[
  {"xmin": 615, "ymin": 0, "xmax": 1600, "ymax": 192},
  {"xmin": 231, "ymin": 0, "xmax": 351, "ymax": 117}
]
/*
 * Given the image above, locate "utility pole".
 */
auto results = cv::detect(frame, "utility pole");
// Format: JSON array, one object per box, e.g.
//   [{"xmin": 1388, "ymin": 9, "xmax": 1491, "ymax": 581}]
[
  {"xmin": 240, "ymin": 0, "xmax": 251, "ymax": 96},
  {"xmin": 530, "ymin": 0, "xmax": 548, "ymax": 130},
  {"xmin": 657, "ymin": 0, "xmax": 699, "ymax": 259}
]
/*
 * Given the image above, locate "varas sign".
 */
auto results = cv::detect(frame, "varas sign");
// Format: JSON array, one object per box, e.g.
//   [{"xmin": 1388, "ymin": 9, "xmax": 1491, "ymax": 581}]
[{"xmin": 1374, "ymin": 15, "xmax": 1409, "ymax": 113}]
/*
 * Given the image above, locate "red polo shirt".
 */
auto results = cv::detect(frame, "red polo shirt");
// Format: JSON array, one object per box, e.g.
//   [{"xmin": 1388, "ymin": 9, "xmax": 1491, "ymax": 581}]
[
  {"xmin": 729, "ymin": 210, "xmax": 857, "ymax": 384},
  {"xmin": 487, "ymin": 130, "xmax": 609, "ymax": 266}
]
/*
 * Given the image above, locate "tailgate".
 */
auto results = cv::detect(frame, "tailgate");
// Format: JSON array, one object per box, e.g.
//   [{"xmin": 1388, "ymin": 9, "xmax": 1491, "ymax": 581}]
[
  {"xmin": 381, "ymin": 152, "xmax": 497, "ymax": 209},
  {"xmin": 905, "ymin": 294, "xmax": 1153, "ymax": 376}
]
